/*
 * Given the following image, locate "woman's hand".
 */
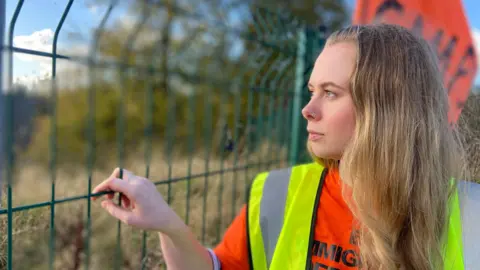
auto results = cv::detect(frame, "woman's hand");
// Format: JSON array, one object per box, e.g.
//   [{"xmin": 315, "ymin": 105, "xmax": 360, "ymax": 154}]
[
  {"xmin": 92, "ymin": 168, "xmax": 183, "ymax": 235},
  {"xmin": 92, "ymin": 168, "xmax": 216, "ymax": 270}
]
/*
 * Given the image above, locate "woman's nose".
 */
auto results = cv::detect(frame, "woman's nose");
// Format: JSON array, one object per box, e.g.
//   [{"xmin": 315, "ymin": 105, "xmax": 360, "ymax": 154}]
[{"xmin": 302, "ymin": 105, "xmax": 319, "ymax": 121}]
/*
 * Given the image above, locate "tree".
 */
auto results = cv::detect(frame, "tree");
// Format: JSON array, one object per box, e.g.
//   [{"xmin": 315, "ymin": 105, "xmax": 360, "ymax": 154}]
[{"xmin": 253, "ymin": 0, "xmax": 350, "ymax": 31}]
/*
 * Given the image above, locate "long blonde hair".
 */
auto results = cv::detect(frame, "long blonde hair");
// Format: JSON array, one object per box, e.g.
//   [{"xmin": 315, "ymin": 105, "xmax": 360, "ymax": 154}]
[{"xmin": 311, "ymin": 24, "xmax": 468, "ymax": 269}]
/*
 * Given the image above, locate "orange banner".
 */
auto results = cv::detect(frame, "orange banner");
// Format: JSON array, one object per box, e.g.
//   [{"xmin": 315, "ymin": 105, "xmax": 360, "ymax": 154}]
[{"xmin": 352, "ymin": 0, "xmax": 478, "ymax": 123}]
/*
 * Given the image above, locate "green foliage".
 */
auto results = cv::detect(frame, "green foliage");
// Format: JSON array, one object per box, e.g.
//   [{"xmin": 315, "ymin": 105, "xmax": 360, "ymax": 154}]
[
  {"xmin": 22, "ymin": 73, "xmax": 291, "ymax": 168},
  {"xmin": 254, "ymin": 0, "xmax": 351, "ymax": 30}
]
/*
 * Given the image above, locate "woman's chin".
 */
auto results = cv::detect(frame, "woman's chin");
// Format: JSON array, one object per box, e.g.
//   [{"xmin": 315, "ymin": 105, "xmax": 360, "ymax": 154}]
[{"xmin": 310, "ymin": 148, "xmax": 341, "ymax": 162}]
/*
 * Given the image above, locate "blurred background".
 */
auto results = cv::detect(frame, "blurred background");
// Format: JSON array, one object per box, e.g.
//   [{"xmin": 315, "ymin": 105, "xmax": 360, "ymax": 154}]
[{"xmin": 0, "ymin": 0, "xmax": 478, "ymax": 269}]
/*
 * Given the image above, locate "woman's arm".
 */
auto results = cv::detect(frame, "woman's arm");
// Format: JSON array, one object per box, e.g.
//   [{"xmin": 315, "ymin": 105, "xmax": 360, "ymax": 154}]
[
  {"xmin": 159, "ymin": 225, "xmax": 219, "ymax": 270},
  {"xmin": 91, "ymin": 168, "xmax": 217, "ymax": 270}
]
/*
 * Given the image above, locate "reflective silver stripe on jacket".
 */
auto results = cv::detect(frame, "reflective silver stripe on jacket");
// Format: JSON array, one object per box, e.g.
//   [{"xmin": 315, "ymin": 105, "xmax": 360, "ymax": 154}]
[
  {"xmin": 458, "ymin": 180, "xmax": 480, "ymax": 269},
  {"xmin": 258, "ymin": 172, "xmax": 480, "ymax": 269},
  {"xmin": 259, "ymin": 167, "xmax": 292, "ymax": 269}
]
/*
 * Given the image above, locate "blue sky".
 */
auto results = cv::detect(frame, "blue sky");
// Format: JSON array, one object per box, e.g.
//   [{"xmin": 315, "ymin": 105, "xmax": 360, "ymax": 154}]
[{"xmin": 3, "ymin": 0, "xmax": 480, "ymax": 90}]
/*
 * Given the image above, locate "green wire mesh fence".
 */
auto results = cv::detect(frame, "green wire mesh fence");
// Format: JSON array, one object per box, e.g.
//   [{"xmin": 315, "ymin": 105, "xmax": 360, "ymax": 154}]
[{"xmin": 0, "ymin": 0, "xmax": 326, "ymax": 269}]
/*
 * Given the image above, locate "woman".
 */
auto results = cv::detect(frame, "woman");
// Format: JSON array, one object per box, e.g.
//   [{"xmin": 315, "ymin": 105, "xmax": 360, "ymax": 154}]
[{"xmin": 91, "ymin": 24, "xmax": 471, "ymax": 269}]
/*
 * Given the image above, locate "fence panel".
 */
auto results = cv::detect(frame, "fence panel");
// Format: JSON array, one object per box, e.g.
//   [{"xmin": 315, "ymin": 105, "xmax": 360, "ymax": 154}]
[{"xmin": 0, "ymin": 1, "xmax": 325, "ymax": 269}]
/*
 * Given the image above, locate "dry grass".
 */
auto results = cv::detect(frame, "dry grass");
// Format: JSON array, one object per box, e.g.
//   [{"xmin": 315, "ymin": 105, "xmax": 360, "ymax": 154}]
[{"xmin": 0, "ymin": 141, "xmax": 287, "ymax": 270}]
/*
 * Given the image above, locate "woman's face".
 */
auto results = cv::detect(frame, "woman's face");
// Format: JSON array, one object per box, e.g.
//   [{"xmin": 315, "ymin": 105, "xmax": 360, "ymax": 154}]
[{"xmin": 302, "ymin": 42, "xmax": 357, "ymax": 160}]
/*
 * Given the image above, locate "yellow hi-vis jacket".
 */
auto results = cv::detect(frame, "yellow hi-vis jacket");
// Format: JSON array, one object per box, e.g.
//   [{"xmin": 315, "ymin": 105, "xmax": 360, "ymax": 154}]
[{"xmin": 246, "ymin": 162, "xmax": 479, "ymax": 270}]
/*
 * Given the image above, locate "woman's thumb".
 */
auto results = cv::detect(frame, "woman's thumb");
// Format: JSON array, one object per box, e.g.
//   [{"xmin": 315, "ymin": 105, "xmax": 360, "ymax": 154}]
[{"xmin": 101, "ymin": 200, "xmax": 136, "ymax": 225}]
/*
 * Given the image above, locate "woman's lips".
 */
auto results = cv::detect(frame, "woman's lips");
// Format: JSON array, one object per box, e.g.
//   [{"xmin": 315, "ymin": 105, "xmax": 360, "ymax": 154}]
[{"xmin": 308, "ymin": 131, "xmax": 324, "ymax": 141}]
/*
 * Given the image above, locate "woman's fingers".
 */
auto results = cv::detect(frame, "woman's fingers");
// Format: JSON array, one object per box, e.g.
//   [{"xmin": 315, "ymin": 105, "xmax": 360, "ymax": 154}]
[
  {"xmin": 92, "ymin": 177, "xmax": 133, "ymax": 201},
  {"xmin": 121, "ymin": 194, "xmax": 131, "ymax": 209},
  {"xmin": 92, "ymin": 167, "xmax": 179, "ymax": 232},
  {"xmin": 101, "ymin": 200, "xmax": 136, "ymax": 225},
  {"xmin": 110, "ymin": 167, "xmax": 122, "ymax": 179},
  {"xmin": 122, "ymin": 169, "xmax": 135, "ymax": 181}
]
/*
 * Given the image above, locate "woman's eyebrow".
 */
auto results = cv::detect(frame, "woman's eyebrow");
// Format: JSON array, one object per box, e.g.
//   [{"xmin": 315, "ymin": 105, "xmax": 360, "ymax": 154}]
[{"xmin": 308, "ymin": 81, "xmax": 346, "ymax": 91}]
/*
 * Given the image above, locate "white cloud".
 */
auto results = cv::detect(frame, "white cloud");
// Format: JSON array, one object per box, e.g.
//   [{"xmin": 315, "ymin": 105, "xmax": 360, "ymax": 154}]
[
  {"xmin": 12, "ymin": 29, "xmax": 89, "ymax": 92},
  {"xmin": 13, "ymin": 29, "xmax": 54, "ymax": 54},
  {"xmin": 13, "ymin": 28, "xmax": 54, "ymax": 74}
]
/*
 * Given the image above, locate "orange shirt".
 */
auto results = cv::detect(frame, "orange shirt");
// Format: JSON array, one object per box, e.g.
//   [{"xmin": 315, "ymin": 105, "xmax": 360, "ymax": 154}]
[{"xmin": 214, "ymin": 168, "xmax": 360, "ymax": 270}]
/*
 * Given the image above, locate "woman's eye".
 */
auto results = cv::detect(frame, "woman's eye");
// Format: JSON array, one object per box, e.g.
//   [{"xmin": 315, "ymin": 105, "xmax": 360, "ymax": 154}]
[{"xmin": 325, "ymin": 90, "xmax": 336, "ymax": 98}]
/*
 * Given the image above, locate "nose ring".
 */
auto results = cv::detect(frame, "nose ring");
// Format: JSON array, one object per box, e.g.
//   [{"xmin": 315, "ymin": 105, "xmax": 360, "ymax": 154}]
[{"xmin": 309, "ymin": 111, "xmax": 317, "ymax": 119}]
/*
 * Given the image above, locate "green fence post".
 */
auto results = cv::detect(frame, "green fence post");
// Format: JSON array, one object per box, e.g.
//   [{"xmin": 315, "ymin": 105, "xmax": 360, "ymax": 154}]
[
  {"xmin": 0, "ymin": 0, "xmax": 5, "ymax": 206},
  {"xmin": 289, "ymin": 26, "xmax": 326, "ymax": 166},
  {"xmin": 288, "ymin": 26, "xmax": 307, "ymax": 166},
  {"xmin": 6, "ymin": 2, "xmax": 23, "ymax": 269}
]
